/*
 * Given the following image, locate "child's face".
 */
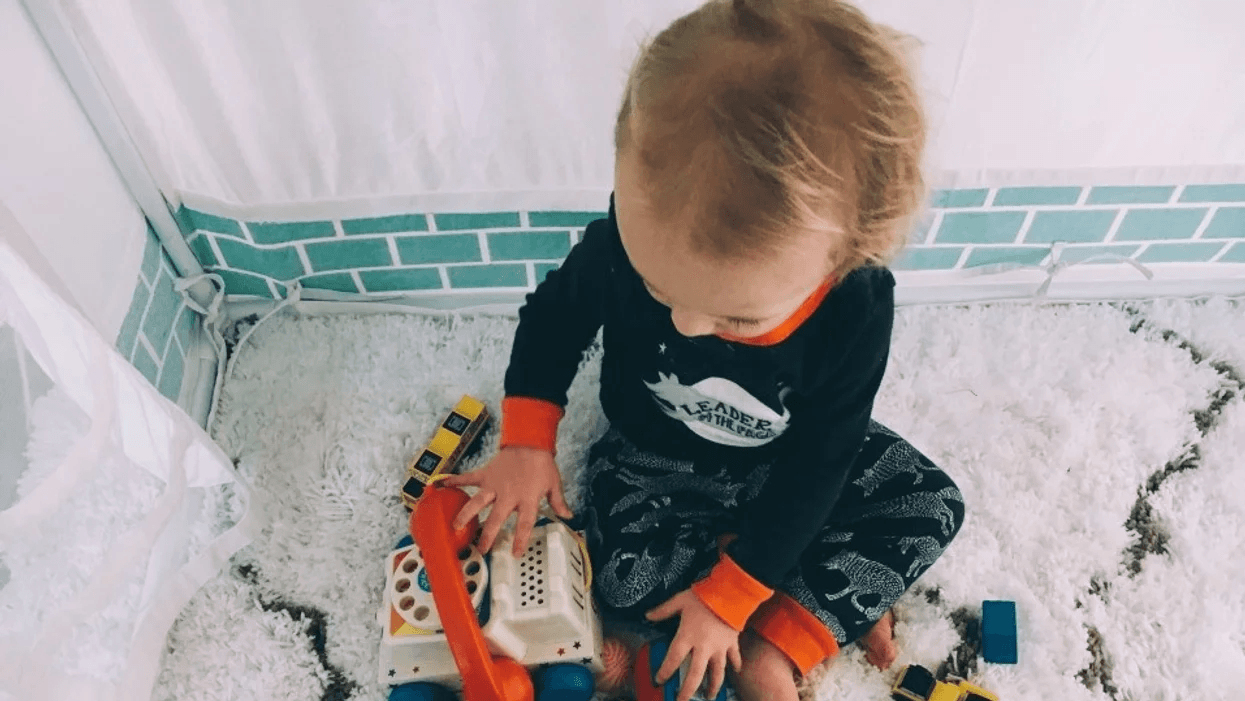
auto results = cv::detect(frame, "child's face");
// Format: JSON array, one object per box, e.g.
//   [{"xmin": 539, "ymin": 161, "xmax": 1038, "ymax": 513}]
[{"xmin": 614, "ymin": 148, "xmax": 834, "ymax": 339}]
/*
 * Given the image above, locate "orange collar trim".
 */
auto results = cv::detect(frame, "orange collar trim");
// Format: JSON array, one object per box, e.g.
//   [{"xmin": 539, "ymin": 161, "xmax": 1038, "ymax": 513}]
[{"xmin": 716, "ymin": 278, "xmax": 835, "ymax": 347}]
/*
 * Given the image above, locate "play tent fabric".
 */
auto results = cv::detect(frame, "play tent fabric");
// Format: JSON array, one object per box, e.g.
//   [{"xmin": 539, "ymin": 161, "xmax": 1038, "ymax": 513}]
[
  {"xmin": 0, "ymin": 1, "xmax": 1243, "ymax": 701},
  {"xmin": 0, "ymin": 0, "xmax": 149, "ymax": 341},
  {"xmin": 52, "ymin": 0, "xmax": 1245, "ymax": 209},
  {"xmin": 35, "ymin": 0, "xmax": 1245, "ymax": 309},
  {"xmin": 0, "ymin": 200, "xmax": 265, "ymax": 701},
  {"xmin": 1, "ymin": 4, "xmax": 262, "ymax": 700}
]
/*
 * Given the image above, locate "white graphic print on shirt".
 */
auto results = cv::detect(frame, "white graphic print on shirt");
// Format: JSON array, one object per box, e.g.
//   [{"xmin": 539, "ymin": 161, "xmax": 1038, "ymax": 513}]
[{"xmin": 643, "ymin": 372, "xmax": 791, "ymax": 447}]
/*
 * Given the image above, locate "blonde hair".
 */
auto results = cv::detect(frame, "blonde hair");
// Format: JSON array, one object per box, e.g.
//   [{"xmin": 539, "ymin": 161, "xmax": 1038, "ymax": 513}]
[{"xmin": 615, "ymin": 0, "xmax": 926, "ymax": 276}]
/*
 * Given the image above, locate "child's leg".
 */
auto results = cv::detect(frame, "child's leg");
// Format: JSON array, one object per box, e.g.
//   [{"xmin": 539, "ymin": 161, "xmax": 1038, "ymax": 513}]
[
  {"xmin": 580, "ymin": 429, "xmax": 758, "ymax": 626},
  {"xmin": 729, "ymin": 629, "xmax": 800, "ymax": 701},
  {"xmin": 747, "ymin": 421, "xmax": 966, "ymax": 676}
]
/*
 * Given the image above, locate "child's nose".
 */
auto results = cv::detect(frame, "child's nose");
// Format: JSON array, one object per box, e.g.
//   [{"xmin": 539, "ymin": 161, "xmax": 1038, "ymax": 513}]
[{"xmin": 670, "ymin": 307, "xmax": 717, "ymax": 337}]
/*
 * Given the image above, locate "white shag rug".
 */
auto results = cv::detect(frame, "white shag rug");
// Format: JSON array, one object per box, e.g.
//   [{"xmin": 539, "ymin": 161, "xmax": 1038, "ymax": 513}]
[
  {"xmin": 149, "ymin": 298, "xmax": 1245, "ymax": 701},
  {"xmin": 0, "ymin": 391, "xmax": 165, "ymax": 692}
]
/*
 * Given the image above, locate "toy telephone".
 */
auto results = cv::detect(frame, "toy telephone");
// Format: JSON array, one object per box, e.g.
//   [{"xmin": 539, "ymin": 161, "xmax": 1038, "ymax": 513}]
[
  {"xmin": 377, "ymin": 484, "xmax": 604, "ymax": 701},
  {"xmin": 412, "ymin": 485, "xmax": 532, "ymax": 700}
]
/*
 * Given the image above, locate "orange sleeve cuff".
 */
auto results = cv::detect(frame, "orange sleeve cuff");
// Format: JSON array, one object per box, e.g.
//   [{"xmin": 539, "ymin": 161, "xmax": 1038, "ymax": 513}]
[
  {"xmin": 749, "ymin": 593, "xmax": 841, "ymax": 676},
  {"xmin": 499, "ymin": 396, "xmax": 563, "ymax": 453},
  {"xmin": 690, "ymin": 554, "xmax": 774, "ymax": 632}
]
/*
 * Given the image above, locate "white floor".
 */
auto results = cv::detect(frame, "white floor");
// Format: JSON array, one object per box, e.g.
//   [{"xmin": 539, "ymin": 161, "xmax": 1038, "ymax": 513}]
[{"xmin": 146, "ymin": 297, "xmax": 1245, "ymax": 701}]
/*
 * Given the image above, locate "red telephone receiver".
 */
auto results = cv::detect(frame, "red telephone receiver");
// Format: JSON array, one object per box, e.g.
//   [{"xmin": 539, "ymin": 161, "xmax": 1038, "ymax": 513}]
[{"xmin": 410, "ymin": 484, "xmax": 534, "ymax": 701}]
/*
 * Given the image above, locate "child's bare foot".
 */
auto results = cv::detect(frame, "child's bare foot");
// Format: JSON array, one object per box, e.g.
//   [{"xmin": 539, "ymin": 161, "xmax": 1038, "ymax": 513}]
[
  {"xmin": 858, "ymin": 609, "xmax": 898, "ymax": 670},
  {"xmin": 730, "ymin": 630, "xmax": 800, "ymax": 701}
]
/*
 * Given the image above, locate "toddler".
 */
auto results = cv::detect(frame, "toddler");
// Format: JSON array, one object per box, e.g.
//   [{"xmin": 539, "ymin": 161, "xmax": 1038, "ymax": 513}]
[{"xmin": 445, "ymin": 1, "xmax": 965, "ymax": 699}]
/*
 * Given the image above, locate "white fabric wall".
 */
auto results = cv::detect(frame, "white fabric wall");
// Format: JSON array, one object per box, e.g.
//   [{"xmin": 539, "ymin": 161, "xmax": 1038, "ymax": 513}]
[
  {"xmin": 0, "ymin": 198, "xmax": 259, "ymax": 701},
  {"xmin": 0, "ymin": 8, "xmax": 259, "ymax": 700},
  {"xmin": 0, "ymin": 0, "xmax": 147, "ymax": 337},
  {"xmin": 0, "ymin": 327, "xmax": 52, "ymax": 524},
  {"xmin": 56, "ymin": 0, "xmax": 1245, "ymax": 213}
]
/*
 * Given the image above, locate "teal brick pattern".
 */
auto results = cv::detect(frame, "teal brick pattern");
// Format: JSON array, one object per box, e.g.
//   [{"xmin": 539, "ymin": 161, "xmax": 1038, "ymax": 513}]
[
  {"xmin": 187, "ymin": 234, "xmax": 218, "ymax": 267},
  {"xmin": 304, "ymin": 238, "xmax": 393, "ymax": 272},
  {"xmin": 342, "ymin": 214, "xmax": 428, "ymax": 235},
  {"xmin": 396, "ymin": 234, "xmax": 482, "ymax": 265},
  {"xmin": 1086, "ymin": 186, "xmax": 1174, "ymax": 205},
  {"xmin": 171, "ymin": 183, "xmax": 1245, "ymax": 299},
  {"xmin": 992, "ymin": 187, "xmax": 1081, "ymax": 206},
  {"xmin": 1179, "ymin": 185, "xmax": 1245, "ymax": 203},
  {"xmin": 247, "ymin": 220, "xmax": 336, "ymax": 244},
  {"xmin": 1114, "ymin": 209, "xmax": 1208, "ymax": 240},
  {"xmin": 1136, "ymin": 242, "xmax": 1229, "ymax": 263},
  {"xmin": 301, "ymin": 272, "xmax": 360, "ymax": 293},
  {"xmin": 448, "ymin": 264, "xmax": 527, "ymax": 288},
  {"xmin": 1203, "ymin": 207, "xmax": 1245, "ymax": 239},
  {"xmin": 1025, "ymin": 211, "xmax": 1117, "ymax": 243},
  {"xmin": 965, "ymin": 246, "xmax": 1050, "ymax": 268},
  {"xmin": 175, "ymin": 206, "xmax": 600, "ymax": 297},
  {"xmin": 533, "ymin": 262, "xmax": 562, "ymax": 283},
  {"xmin": 215, "ymin": 237, "xmax": 305, "ymax": 279},
  {"xmin": 360, "ymin": 268, "xmax": 442, "ymax": 292},
  {"xmin": 1056, "ymin": 244, "xmax": 1142, "ymax": 264},
  {"xmin": 1221, "ymin": 242, "xmax": 1245, "ymax": 263},
  {"xmin": 892, "ymin": 247, "xmax": 964, "ymax": 271},
  {"xmin": 434, "ymin": 212, "xmax": 521, "ymax": 231},
  {"xmin": 529, "ymin": 211, "xmax": 608, "ymax": 227},
  {"xmin": 176, "ymin": 206, "xmax": 242, "ymax": 238},
  {"xmin": 115, "ymin": 225, "xmax": 202, "ymax": 405},
  {"xmin": 936, "ymin": 212, "xmax": 1027, "ymax": 243},
  {"xmin": 901, "ymin": 183, "xmax": 1244, "ymax": 274},
  {"xmin": 931, "ymin": 189, "xmax": 989, "ymax": 208},
  {"xmin": 488, "ymin": 231, "xmax": 572, "ymax": 260}
]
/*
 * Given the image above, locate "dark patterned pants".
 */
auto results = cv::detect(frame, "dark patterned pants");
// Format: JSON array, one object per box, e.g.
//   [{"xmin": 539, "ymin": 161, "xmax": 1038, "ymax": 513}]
[{"xmin": 581, "ymin": 421, "xmax": 964, "ymax": 647}]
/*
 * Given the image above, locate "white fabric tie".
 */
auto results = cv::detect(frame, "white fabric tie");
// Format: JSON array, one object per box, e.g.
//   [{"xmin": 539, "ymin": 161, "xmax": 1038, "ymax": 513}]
[{"xmin": 959, "ymin": 242, "xmax": 1154, "ymax": 298}]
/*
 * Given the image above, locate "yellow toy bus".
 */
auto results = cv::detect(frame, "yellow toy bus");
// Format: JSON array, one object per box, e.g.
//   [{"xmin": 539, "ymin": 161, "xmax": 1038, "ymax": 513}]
[
  {"xmin": 891, "ymin": 664, "xmax": 998, "ymax": 701},
  {"xmin": 400, "ymin": 395, "xmax": 491, "ymax": 510}
]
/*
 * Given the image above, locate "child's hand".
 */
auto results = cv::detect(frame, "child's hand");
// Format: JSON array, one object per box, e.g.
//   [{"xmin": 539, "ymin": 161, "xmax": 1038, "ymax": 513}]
[
  {"xmin": 442, "ymin": 446, "xmax": 573, "ymax": 556},
  {"xmin": 646, "ymin": 589, "xmax": 742, "ymax": 701}
]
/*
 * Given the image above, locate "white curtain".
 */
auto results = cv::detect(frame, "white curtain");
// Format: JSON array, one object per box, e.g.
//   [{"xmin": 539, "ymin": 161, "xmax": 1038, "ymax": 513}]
[
  {"xmin": 0, "ymin": 199, "xmax": 264, "ymax": 701},
  {"xmin": 55, "ymin": 0, "xmax": 1245, "ymax": 214},
  {"xmin": 1, "ymin": 0, "xmax": 150, "ymax": 339}
]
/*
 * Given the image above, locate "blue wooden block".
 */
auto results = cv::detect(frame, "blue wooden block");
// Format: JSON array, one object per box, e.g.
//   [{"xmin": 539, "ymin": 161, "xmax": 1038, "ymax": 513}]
[
  {"xmin": 640, "ymin": 638, "xmax": 732, "ymax": 701},
  {"xmin": 981, "ymin": 600, "xmax": 1018, "ymax": 664}
]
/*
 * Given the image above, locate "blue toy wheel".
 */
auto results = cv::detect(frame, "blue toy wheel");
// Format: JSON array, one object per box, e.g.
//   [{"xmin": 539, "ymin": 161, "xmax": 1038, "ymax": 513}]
[
  {"xmin": 535, "ymin": 663, "xmax": 595, "ymax": 701},
  {"xmin": 396, "ymin": 535, "xmax": 415, "ymax": 549},
  {"xmin": 388, "ymin": 681, "xmax": 455, "ymax": 701}
]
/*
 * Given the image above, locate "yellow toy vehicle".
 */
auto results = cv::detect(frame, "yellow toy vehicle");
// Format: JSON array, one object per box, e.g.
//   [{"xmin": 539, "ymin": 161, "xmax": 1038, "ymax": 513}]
[
  {"xmin": 891, "ymin": 664, "xmax": 999, "ymax": 701},
  {"xmin": 401, "ymin": 395, "xmax": 491, "ymax": 510}
]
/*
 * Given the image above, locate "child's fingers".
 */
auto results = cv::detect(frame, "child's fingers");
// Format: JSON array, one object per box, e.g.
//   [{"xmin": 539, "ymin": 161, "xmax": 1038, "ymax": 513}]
[
  {"xmin": 452, "ymin": 488, "xmax": 495, "ymax": 530},
  {"xmin": 728, "ymin": 643, "xmax": 743, "ymax": 673},
  {"xmin": 645, "ymin": 595, "xmax": 680, "ymax": 622},
  {"xmin": 512, "ymin": 502, "xmax": 538, "ymax": 556},
  {"xmin": 548, "ymin": 484, "xmax": 574, "ymax": 520},
  {"xmin": 705, "ymin": 653, "xmax": 727, "ymax": 700},
  {"xmin": 440, "ymin": 472, "xmax": 476, "ymax": 487},
  {"xmin": 655, "ymin": 637, "xmax": 690, "ymax": 685},
  {"xmin": 476, "ymin": 500, "xmax": 513, "ymax": 554},
  {"xmin": 678, "ymin": 647, "xmax": 710, "ymax": 701}
]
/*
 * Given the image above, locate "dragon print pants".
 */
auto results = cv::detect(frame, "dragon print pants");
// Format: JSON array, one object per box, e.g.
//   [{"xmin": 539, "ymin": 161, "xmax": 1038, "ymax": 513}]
[{"xmin": 581, "ymin": 421, "xmax": 965, "ymax": 648}]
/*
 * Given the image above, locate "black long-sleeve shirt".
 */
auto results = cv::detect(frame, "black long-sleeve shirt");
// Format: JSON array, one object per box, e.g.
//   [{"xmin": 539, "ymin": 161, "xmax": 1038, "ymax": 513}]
[{"xmin": 504, "ymin": 196, "xmax": 895, "ymax": 591}]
